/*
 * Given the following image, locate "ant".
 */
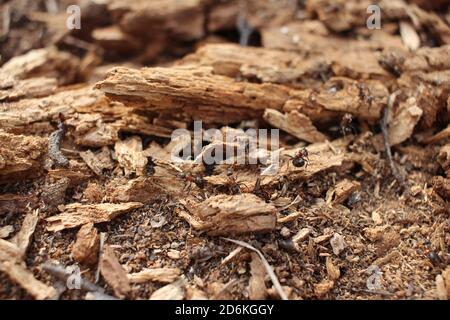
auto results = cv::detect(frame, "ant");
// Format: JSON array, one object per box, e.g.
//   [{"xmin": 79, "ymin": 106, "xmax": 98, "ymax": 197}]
[
  {"xmin": 358, "ymin": 83, "xmax": 373, "ymax": 105},
  {"xmin": 290, "ymin": 147, "xmax": 309, "ymax": 168},
  {"xmin": 146, "ymin": 157, "xmax": 156, "ymax": 176},
  {"xmin": 179, "ymin": 171, "xmax": 205, "ymax": 190},
  {"xmin": 340, "ymin": 113, "xmax": 357, "ymax": 136}
]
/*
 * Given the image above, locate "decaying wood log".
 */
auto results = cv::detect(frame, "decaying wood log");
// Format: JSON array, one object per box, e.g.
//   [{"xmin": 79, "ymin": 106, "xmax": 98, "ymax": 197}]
[
  {"xmin": 0, "ymin": 194, "xmax": 39, "ymax": 216},
  {"xmin": 72, "ymin": 223, "xmax": 100, "ymax": 265},
  {"xmin": 0, "ymin": 131, "xmax": 47, "ymax": 182},
  {"xmin": 179, "ymin": 43, "xmax": 391, "ymax": 87},
  {"xmin": 46, "ymin": 202, "xmax": 143, "ymax": 232},
  {"xmin": 100, "ymin": 245, "xmax": 131, "ymax": 299},
  {"xmin": 179, "ymin": 194, "xmax": 277, "ymax": 236},
  {"xmin": 95, "ymin": 66, "xmax": 290, "ymax": 124},
  {"xmin": 128, "ymin": 267, "xmax": 181, "ymax": 284}
]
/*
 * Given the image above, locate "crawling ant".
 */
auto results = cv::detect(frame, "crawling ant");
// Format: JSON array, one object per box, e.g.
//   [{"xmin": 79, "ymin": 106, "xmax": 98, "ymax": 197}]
[
  {"xmin": 179, "ymin": 172, "xmax": 205, "ymax": 190},
  {"xmin": 340, "ymin": 113, "xmax": 357, "ymax": 136},
  {"xmin": 146, "ymin": 157, "xmax": 156, "ymax": 176},
  {"xmin": 291, "ymin": 147, "xmax": 309, "ymax": 168},
  {"xmin": 358, "ymin": 83, "xmax": 373, "ymax": 105}
]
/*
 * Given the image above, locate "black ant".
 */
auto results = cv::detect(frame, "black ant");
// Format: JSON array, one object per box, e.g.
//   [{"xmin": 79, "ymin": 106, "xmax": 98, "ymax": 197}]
[
  {"xmin": 340, "ymin": 113, "xmax": 357, "ymax": 136},
  {"xmin": 290, "ymin": 147, "xmax": 309, "ymax": 168},
  {"xmin": 358, "ymin": 83, "xmax": 373, "ymax": 105},
  {"xmin": 146, "ymin": 157, "xmax": 156, "ymax": 176}
]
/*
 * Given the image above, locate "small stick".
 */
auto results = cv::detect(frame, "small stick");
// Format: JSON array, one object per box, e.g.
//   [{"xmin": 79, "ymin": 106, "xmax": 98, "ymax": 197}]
[
  {"xmin": 48, "ymin": 114, "xmax": 69, "ymax": 167},
  {"xmin": 222, "ymin": 237, "xmax": 288, "ymax": 300},
  {"xmin": 42, "ymin": 262, "xmax": 114, "ymax": 297}
]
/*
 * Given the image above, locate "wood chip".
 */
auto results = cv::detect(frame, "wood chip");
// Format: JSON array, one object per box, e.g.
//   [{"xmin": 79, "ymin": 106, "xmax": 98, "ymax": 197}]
[
  {"xmin": 100, "ymin": 245, "xmax": 131, "ymax": 299},
  {"xmin": 180, "ymin": 194, "xmax": 277, "ymax": 236},
  {"xmin": 72, "ymin": 223, "xmax": 100, "ymax": 265},
  {"xmin": 326, "ymin": 179, "xmax": 361, "ymax": 205},
  {"xmin": 79, "ymin": 147, "xmax": 114, "ymax": 176},
  {"xmin": 149, "ymin": 276, "xmax": 187, "ymax": 300},
  {"xmin": 46, "ymin": 202, "xmax": 143, "ymax": 232},
  {"xmin": 326, "ymin": 257, "xmax": 340, "ymax": 281},
  {"xmin": 11, "ymin": 209, "xmax": 39, "ymax": 257},
  {"xmin": 400, "ymin": 21, "xmax": 420, "ymax": 51},
  {"xmin": 128, "ymin": 267, "xmax": 181, "ymax": 284}
]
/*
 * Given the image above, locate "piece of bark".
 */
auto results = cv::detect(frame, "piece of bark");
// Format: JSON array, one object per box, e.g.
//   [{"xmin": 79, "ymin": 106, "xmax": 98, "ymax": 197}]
[
  {"xmin": 0, "ymin": 239, "xmax": 56, "ymax": 300},
  {"xmin": 149, "ymin": 276, "xmax": 187, "ymax": 300},
  {"xmin": 41, "ymin": 177, "xmax": 70, "ymax": 210},
  {"xmin": 95, "ymin": 66, "xmax": 290, "ymax": 124},
  {"xmin": 248, "ymin": 253, "xmax": 267, "ymax": 300},
  {"xmin": 0, "ymin": 131, "xmax": 47, "ymax": 182},
  {"xmin": 80, "ymin": 147, "xmax": 114, "ymax": 176},
  {"xmin": 326, "ymin": 179, "xmax": 361, "ymax": 206},
  {"xmin": 180, "ymin": 194, "xmax": 277, "ymax": 236},
  {"xmin": 72, "ymin": 223, "xmax": 100, "ymax": 265},
  {"xmin": 106, "ymin": 173, "xmax": 185, "ymax": 203},
  {"xmin": 431, "ymin": 176, "xmax": 450, "ymax": 200},
  {"xmin": 0, "ymin": 47, "xmax": 80, "ymax": 85},
  {"xmin": 100, "ymin": 245, "xmax": 131, "ymax": 299},
  {"xmin": 292, "ymin": 227, "xmax": 311, "ymax": 251},
  {"xmin": 0, "ymin": 77, "xmax": 57, "ymax": 101},
  {"xmin": 0, "ymin": 194, "xmax": 39, "ymax": 216},
  {"xmin": 0, "ymin": 225, "xmax": 14, "ymax": 239},
  {"xmin": 263, "ymin": 109, "xmax": 328, "ymax": 143},
  {"xmin": 387, "ymin": 97, "xmax": 423, "ymax": 146},
  {"xmin": 128, "ymin": 267, "xmax": 181, "ymax": 284},
  {"xmin": 46, "ymin": 202, "xmax": 143, "ymax": 232},
  {"xmin": 326, "ymin": 257, "xmax": 340, "ymax": 281},
  {"xmin": 11, "ymin": 209, "xmax": 39, "ymax": 258},
  {"xmin": 115, "ymin": 136, "xmax": 147, "ymax": 176}
]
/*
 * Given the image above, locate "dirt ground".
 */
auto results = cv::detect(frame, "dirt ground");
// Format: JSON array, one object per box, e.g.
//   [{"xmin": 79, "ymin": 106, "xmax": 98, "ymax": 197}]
[{"xmin": 0, "ymin": 0, "xmax": 449, "ymax": 300}]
